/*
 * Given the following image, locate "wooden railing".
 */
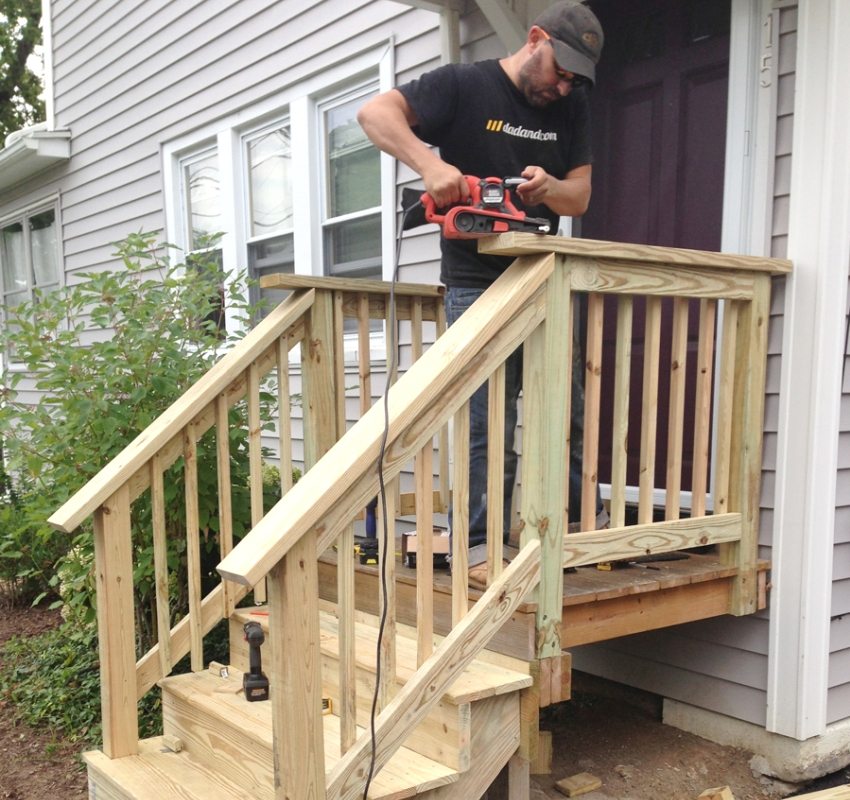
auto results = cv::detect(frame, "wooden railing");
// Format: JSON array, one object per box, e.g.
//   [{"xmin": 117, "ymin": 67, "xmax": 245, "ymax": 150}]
[{"xmin": 48, "ymin": 236, "xmax": 790, "ymax": 798}]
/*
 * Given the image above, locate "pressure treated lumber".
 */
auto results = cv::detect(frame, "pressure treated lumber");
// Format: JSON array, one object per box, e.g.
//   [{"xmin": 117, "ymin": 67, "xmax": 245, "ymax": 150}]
[
  {"xmin": 325, "ymin": 539, "xmax": 541, "ymax": 800},
  {"xmin": 698, "ymin": 787, "xmax": 735, "ymax": 800},
  {"xmin": 555, "ymin": 772, "xmax": 602, "ymax": 796},
  {"xmin": 48, "ymin": 290, "xmax": 315, "ymax": 534},
  {"xmin": 480, "ymin": 230, "xmax": 792, "ymax": 273},
  {"xmin": 218, "ymin": 254, "xmax": 554, "ymax": 589}
]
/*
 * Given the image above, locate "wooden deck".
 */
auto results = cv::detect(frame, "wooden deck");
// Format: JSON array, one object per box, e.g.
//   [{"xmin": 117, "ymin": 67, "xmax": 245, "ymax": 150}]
[{"xmin": 318, "ymin": 547, "xmax": 769, "ymax": 663}]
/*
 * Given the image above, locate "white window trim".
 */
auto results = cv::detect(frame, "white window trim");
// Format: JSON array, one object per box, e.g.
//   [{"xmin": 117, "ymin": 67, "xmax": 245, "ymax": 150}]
[
  {"xmin": 161, "ymin": 42, "xmax": 395, "ymax": 362},
  {"xmin": 0, "ymin": 195, "xmax": 64, "ymax": 373}
]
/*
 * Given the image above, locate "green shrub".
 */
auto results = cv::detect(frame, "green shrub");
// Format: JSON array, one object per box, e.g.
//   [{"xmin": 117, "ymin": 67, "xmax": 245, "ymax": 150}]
[{"xmin": 0, "ymin": 232, "xmax": 276, "ymax": 642}]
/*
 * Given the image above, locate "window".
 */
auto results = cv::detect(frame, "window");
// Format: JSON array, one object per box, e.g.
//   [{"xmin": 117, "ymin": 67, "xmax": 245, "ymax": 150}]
[
  {"xmin": 321, "ymin": 86, "xmax": 382, "ymax": 280},
  {"xmin": 0, "ymin": 207, "xmax": 60, "ymax": 366},
  {"xmin": 163, "ymin": 49, "xmax": 392, "ymax": 338},
  {"xmin": 183, "ymin": 149, "xmax": 222, "ymax": 251},
  {"xmin": 245, "ymin": 121, "xmax": 294, "ymax": 314},
  {"xmin": 1, "ymin": 208, "xmax": 59, "ymax": 311}
]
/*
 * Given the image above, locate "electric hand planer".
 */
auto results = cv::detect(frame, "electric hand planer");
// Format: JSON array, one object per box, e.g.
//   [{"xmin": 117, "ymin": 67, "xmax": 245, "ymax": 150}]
[{"xmin": 402, "ymin": 175, "xmax": 552, "ymax": 239}]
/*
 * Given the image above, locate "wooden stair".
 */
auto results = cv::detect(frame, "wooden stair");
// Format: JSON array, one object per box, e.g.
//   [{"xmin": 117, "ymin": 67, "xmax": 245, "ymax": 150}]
[{"xmin": 84, "ymin": 607, "xmax": 532, "ymax": 799}]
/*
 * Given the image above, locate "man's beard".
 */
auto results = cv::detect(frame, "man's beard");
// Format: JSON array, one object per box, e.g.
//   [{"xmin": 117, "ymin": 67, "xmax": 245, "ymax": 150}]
[{"xmin": 517, "ymin": 49, "xmax": 562, "ymax": 108}]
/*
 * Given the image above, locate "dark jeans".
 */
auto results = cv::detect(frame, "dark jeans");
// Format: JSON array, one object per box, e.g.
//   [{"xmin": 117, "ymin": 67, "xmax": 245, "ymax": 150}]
[{"xmin": 445, "ymin": 286, "xmax": 596, "ymax": 553}]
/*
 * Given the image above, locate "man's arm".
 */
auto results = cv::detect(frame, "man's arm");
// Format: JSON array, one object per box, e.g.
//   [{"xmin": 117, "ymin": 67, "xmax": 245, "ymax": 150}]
[
  {"xmin": 357, "ymin": 89, "xmax": 469, "ymax": 207},
  {"xmin": 515, "ymin": 163, "xmax": 592, "ymax": 217}
]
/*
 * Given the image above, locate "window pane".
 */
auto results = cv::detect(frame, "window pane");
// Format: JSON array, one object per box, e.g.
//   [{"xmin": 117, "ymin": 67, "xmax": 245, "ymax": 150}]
[
  {"xmin": 247, "ymin": 127, "xmax": 293, "ymax": 238},
  {"xmin": 325, "ymin": 213, "xmax": 381, "ymax": 278},
  {"xmin": 1, "ymin": 222, "xmax": 27, "ymax": 296},
  {"xmin": 249, "ymin": 233, "xmax": 294, "ymax": 317},
  {"xmin": 30, "ymin": 210, "xmax": 58, "ymax": 288},
  {"xmin": 185, "ymin": 152, "xmax": 221, "ymax": 249},
  {"xmin": 326, "ymin": 95, "xmax": 380, "ymax": 218}
]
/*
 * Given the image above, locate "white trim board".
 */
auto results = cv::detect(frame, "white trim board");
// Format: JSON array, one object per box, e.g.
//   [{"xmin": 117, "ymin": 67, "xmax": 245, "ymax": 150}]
[{"xmin": 768, "ymin": 0, "xmax": 850, "ymax": 740}]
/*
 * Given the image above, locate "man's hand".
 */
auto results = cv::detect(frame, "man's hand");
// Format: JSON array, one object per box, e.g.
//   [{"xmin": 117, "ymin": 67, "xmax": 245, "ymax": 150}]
[
  {"xmin": 422, "ymin": 163, "xmax": 469, "ymax": 208},
  {"xmin": 516, "ymin": 164, "xmax": 592, "ymax": 217},
  {"xmin": 516, "ymin": 165, "xmax": 551, "ymax": 207}
]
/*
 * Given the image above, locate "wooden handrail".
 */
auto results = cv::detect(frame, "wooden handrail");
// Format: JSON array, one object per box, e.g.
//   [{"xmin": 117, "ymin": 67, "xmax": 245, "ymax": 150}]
[
  {"xmin": 480, "ymin": 231, "xmax": 792, "ymax": 274},
  {"xmin": 47, "ymin": 289, "xmax": 317, "ymax": 534},
  {"xmin": 217, "ymin": 253, "xmax": 555, "ymax": 588}
]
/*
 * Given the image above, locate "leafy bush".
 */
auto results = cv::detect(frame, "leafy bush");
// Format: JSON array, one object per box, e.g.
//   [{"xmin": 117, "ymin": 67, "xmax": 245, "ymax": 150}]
[
  {"xmin": 0, "ymin": 232, "xmax": 275, "ymax": 640},
  {"xmin": 0, "ymin": 617, "xmax": 233, "ymax": 747}
]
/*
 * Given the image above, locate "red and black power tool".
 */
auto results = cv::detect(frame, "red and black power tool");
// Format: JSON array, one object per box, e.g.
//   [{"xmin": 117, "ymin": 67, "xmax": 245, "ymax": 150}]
[{"xmin": 405, "ymin": 176, "xmax": 552, "ymax": 239}]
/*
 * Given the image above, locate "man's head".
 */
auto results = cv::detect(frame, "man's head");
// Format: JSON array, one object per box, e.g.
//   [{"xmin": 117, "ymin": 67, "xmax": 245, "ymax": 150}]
[{"xmin": 532, "ymin": 1, "xmax": 604, "ymax": 86}]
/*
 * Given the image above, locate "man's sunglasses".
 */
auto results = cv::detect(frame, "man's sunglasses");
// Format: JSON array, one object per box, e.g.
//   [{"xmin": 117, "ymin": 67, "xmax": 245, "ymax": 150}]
[{"xmin": 540, "ymin": 29, "xmax": 592, "ymax": 89}]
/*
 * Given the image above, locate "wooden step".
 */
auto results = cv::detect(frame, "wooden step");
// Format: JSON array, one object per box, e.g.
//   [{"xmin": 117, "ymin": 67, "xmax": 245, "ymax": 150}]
[
  {"xmin": 84, "ymin": 737, "xmax": 251, "ymax": 799},
  {"xmin": 158, "ymin": 667, "xmax": 459, "ymax": 800},
  {"xmin": 228, "ymin": 606, "xmax": 532, "ymax": 770}
]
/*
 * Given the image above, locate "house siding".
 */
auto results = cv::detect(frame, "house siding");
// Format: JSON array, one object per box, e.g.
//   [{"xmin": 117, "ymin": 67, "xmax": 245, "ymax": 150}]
[{"xmin": 571, "ymin": 1, "xmax": 798, "ymax": 731}]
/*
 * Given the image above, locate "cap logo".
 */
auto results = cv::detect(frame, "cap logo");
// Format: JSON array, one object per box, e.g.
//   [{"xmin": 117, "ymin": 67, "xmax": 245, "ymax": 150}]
[{"xmin": 582, "ymin": 32, "xmax": 599, "ymax": 48}]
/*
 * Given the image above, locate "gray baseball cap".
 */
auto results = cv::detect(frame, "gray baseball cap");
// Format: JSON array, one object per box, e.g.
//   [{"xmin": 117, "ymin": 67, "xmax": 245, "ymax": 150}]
[{"xmin": 534, "ymin": 1, "xmax": 604, "ymax": 85}]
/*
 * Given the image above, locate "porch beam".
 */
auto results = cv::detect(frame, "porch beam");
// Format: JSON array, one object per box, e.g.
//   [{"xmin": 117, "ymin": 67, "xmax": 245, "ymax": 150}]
[{"xmin": 474, "ymin": 0, "xmax": 525, "ymax": 53}]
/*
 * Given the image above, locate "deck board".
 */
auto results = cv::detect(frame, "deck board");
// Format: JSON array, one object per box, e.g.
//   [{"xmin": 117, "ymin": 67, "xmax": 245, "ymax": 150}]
[{"xmin": 318, "ymin": 548, "xmax": 767, "ymax": 662}]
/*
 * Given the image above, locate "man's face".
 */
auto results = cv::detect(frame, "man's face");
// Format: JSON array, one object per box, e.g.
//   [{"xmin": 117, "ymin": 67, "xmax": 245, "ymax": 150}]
[{"xmin": 517, "ymin": 41, "xmax": 579, "ymax": 108}]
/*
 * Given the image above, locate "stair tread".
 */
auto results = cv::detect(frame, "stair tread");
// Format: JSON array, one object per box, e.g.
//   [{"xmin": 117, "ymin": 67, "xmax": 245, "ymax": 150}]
[
  {"xmin": 84, "ymin": 737, "xmax": 254, "ymax": 799},
  {"xmin": 159, "ymin": 668, "xmax": 459, "ymax": 798},
  {"xmin": 233, "ymin": 606, "xmax": 532, "ymax": 704}
]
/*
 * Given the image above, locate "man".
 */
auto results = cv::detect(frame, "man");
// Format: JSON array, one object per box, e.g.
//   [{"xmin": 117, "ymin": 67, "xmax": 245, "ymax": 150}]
[{"xmin": 358, "ymin": 1, "xmax": 604, "ymax": 585}]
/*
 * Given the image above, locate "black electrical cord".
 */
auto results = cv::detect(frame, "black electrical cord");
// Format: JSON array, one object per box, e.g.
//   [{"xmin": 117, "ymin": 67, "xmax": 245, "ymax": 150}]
[{"xmin": 362, "ymin": 200, "xmax": 421, "ymax": 800}]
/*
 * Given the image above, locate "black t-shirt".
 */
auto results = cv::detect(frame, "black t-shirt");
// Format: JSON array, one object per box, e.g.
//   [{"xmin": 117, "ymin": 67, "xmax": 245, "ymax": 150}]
[{"xmin": 398, "ymin": 59, "xmax": 592, "ymax": 288}]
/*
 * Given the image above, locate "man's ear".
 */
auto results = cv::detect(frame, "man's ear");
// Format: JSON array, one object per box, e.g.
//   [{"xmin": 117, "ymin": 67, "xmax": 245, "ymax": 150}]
[{"xmin": 527, "ymin": 24, "xmax": 547, "ymax": 51}]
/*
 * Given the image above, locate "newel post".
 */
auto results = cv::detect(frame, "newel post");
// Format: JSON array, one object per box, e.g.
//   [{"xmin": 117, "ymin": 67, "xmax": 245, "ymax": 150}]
[
  {"xmin": 723, "ymin": 273, "xmax": 772, "ymax": 615},
  {"xmin": 520, "ymin": 254, "xmax": 572, "ymax": 670},
  {"xmin": 267, "ymin": 288, "xmax": 335, "ymax": 797},
  {"xmin": 92, "ymin": 483, "xmax": 139, "ymax": 757}
]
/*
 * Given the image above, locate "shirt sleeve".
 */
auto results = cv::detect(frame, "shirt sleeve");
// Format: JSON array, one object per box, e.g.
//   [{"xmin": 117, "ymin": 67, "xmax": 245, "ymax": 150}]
[
  {"xmin": 565, "ymin": 88, "xmax": 593, "ymax": 172},
  {"xmin": 396, "ymin": 64, "xmax": 460, "ymax": 146}
]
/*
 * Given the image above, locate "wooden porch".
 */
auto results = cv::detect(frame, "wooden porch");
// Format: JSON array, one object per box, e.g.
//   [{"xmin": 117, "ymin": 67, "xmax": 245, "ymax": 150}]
[{"xmin": 48, "ymin": 234, "xmax": 790, "ymax": 798}]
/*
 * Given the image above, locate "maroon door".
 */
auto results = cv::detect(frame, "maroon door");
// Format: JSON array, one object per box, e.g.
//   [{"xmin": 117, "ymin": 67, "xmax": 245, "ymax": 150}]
[{"xmin": 579, "ymin": 0, "xmax": 731, "ymax": 493}]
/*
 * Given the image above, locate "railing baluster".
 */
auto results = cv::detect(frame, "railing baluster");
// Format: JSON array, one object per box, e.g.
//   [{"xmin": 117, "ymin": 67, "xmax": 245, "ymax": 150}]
[
  {"xmin": 691, "ymin": 299, "xmax": 717, "ymax": 517},
  {"xmin": 378, "ymin": 479, "xmax": 397, "ymax": 709},
  {"xmin": 435, "ymin": 300, "xmax": 451, "ymax": 513},
  {"xmin": 582, "ymin": 293, "xmax": 604, "ymax": 530},
  {"xmin": 714, "ymin": 301, "xmax": 739, "ymax": 516},
  {"xmin": 215, "ymin": 395, "xmax": 235, "ymax": 618},
  {"xmin": 452, "ymin": 400, "xmax": 471, "ymax": 625},
  {"xmin": 639, "ymin": 297, "xmax": 662, "ymax": 524},
  {"xmin": 248, "ymin": 361, "xmax": 266, "ymax": 604},
  {"xmin": 277, "ymin": 337, "xmax": 294, "ymax": 495},
  {"xmin": 665, "ymin": 297, "xmax": 690, "ymax": 520},
  {"xmin": 151, "ymin": 453, "xmax": 171, "ymax": 676},
  {"xmin": 337, "ymin": 518, "xmax": 356, "ymax": 752},
  {"xmin": 416, "ymin": 441, "xmax": 434, "ymax": 665},
  {"xmin": 487, "ymin": 364, "xmax": 506, "ymax": 583},
  {"xmin": 358, "ymin": 293, "xmax": 372, "ymax": 418},
  {"xmin": 610, "ymin": 296, "xmax": 633, "ymax": 528},
  {"xmin": 184, "ymin": 421, "xmax": 203, "ymax": 672}
]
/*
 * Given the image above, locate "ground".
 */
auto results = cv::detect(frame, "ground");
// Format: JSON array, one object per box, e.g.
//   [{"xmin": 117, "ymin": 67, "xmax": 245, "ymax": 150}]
[
  {"xmin": 0, "ymin": 603, "xmax": 846, "ymax": 800},
  {"xmin": 0, "ymin": 604, "xmax": 87, "ymax": 799}
]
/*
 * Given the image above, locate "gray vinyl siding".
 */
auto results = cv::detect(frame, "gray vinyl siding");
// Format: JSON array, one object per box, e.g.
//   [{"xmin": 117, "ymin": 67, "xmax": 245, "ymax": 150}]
[{"xmin": 572, "ymin": 2, "xmax": 797, "ymax": 729}]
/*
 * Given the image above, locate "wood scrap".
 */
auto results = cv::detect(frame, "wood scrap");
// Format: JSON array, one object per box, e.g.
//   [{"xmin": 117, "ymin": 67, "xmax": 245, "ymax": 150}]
[
  {"xmin": 555, "ymin": 772, "xmax": 602, "ymax": 797},
  {"xmin": 698, "ymin": 788, "xmax": 735, "ymax": 800}
]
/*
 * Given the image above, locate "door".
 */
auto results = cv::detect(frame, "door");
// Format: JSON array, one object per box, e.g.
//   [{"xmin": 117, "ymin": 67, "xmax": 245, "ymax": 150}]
[{"xmin": 579, "ymin": 0, "xmax": 731, "ymax": 500}]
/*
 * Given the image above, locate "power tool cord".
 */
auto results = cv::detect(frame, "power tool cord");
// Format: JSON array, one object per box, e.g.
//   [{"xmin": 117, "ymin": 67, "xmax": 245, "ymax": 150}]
[{"xmin": 363, "ymin": 199, "xmax": 420, "ymax": 800}]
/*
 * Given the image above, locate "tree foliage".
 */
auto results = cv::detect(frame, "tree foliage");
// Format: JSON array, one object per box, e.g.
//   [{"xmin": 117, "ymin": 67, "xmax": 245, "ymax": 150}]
[{"xmin": 0, "ymin": 0, "xmax": 45, "ymax": 141}]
